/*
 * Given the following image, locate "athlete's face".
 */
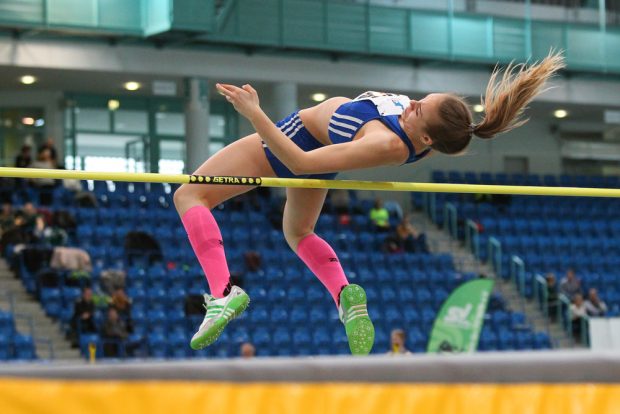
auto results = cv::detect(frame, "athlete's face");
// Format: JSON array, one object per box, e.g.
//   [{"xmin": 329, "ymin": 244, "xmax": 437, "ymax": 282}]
[{"xmin": 401, "ymin": 93, "xmax": 445, "ymax": 147}]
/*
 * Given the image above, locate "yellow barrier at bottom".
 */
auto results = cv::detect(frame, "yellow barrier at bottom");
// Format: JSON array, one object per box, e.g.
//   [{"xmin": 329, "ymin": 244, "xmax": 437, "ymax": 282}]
[{"xmin": 1, "ymin": 379, "xmax": 618, "ymax": 414}]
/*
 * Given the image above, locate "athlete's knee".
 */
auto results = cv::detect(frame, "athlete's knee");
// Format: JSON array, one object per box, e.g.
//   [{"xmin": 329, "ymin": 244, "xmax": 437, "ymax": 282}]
[
  {"xmin": 173, "ymin": 185, "xmax": 212, "ymax": 213},
  {"xmin": 283, "ymin": 224, "xmax": 315, "ymax": 251}
]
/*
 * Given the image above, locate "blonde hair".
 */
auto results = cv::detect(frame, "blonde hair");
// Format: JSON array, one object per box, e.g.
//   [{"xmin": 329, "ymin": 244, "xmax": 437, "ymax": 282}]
[
  {"xmin": 474, "ymin": 51, "xmax": 566, "ymax": 139},
  {"xmin": 428, "ymin": 51, "xmax": 565, "ymax": 154}
]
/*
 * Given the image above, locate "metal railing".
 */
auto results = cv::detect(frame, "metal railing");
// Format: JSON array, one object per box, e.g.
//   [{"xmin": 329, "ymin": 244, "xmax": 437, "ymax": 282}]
[
  {"xmin": 510, "ymin": 255, "xmax": 526, "ymax": 313},
  {"xmin": 488, "ymin": 237, "xmax": 503, "ymax": 278},
  {"xmin": 464, "ymin": 219, "xmax": 481, "ymax": 259},
  {"xmin": 444, "ymin": 202, "xmax": 458, "ymax": 239}
]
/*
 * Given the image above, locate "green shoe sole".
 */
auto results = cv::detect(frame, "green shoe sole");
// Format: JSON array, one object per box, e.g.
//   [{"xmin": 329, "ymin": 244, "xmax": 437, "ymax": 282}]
[
  {"xmin": 189, "ymin": 293, "xmax": 250, "ymax": 350},
  {"xmin": 340, "ymin": 284, "xmax": 375, "ymax": 356}
]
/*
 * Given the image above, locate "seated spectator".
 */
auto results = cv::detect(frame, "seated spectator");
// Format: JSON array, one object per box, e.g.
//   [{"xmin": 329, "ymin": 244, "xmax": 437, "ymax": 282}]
[
  {"xmin": 20, "ymin": 202, "xmax": 39, "ymax": 230},
  {"xmin": 102, "ymin": 307, "xmax": 129, "ymax": 357},
  {"xmin": 559, "ymin": 268, "xmax": 582, "ymax": 300},
  {"xmin": 369, "ymin": 198, "xmax": 390, "ymax": 232},
  {"xmin": 383, "ymin": 218, "xmax": 428, "ymax": 254},
  {"xmin": 0, "ymin": 207, "xmax": 38, "ymax": 251},
  {"xmin": 70, "ymin": 287, "xmax": 96, "ymax": 345},
  {"xmin": 240, "ymin": 342, "xmax": 256, "ymax": 358},
  {"xmin": 388, "ymin": 328, "xmax": 411, "ymax": 355},
  {"xmin": 14, "ymin": 144, "xmax": 32, "ymax": 168},
  {"xmin": 570, "ymin": 293, "xmax": 588, "ymax": 343},
  {"xmin": 111, "ymin": 288, "xmax": 132, "ymax": 319},
  {"xmin": 0, "ymin": 203, "xmax": 15, "ymax": 232},
  {"xmin": 545, "ymin": 273, "xmax": 559, "ymax": 322},
  {"xmin": 585, "ymin": 288, "xmax": 607, "ymax": 317}
]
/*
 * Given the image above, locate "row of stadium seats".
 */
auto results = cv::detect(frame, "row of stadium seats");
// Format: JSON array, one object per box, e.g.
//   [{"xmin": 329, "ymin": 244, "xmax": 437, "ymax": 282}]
[
  {"xmin": 432, "ymin": 171, "xmax": 620, "ymax": 188},
  {"xmin": 0, "ymin": 311, "xmax": 37, "ymax": 360}
]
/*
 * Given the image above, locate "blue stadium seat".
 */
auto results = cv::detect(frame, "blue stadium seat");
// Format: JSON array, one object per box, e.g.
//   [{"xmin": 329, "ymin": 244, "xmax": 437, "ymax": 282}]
[{"xmin": 252, "ymin": 328, "xmax": 271, "ymax": 347}]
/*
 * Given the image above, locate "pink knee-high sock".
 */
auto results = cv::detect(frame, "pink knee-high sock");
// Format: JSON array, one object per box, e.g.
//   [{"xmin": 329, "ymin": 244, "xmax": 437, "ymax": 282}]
[
  {"xmin": 296, "ymin": 234, "xmax": 349, "ymax": 306},
  {"xmin": 181, "ymin": 205, "xmax": 230, "ymax": 298}
]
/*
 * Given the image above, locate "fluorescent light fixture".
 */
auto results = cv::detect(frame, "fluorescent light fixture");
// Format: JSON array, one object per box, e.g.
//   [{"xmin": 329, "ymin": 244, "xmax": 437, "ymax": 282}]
[
  {"xmin": 20, "ymin": 75, "xmax": 37, "ymax": 85},
  {"xmin": 553, "ymin": 109, "xmax": 568, "ymax": 119},
  {"xmin": 311, "ymin": 93, "xmax": 327, "ymax": 102},
  {"xmin": 124, "ymin": 81, "xmax": 141, "ymax": 91},
  {"xmin": 473, "ymin": 104, "xmax": 484, "ymax": 113},
  {"xmin": 22, "ymin": 117, "xmax": 35, "ymax": 125},
  {"xmin": 108, "ymin": 99, "xmax": 120, "ymax": 111}
]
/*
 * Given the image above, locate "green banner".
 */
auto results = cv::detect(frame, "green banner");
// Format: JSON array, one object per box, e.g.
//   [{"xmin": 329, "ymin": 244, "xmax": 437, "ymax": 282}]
[{"xmin": 427, "ymin": 278, "xmax": 494, "ymax": 353}]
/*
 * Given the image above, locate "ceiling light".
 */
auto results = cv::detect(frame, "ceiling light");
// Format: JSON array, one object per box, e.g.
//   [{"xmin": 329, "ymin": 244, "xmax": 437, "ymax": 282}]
[
  {"xmin": 311, "ymin": 93, "xmax": 327, "ymax": 102},
  {"xmin": 22, "ymin": 117, "xmax": 35, "ymax": 126},
  {"xmin": 124, "ymin": 81, "xmax": 141, "ymax": 91},
  {"xmin": 20, "ymin": 75, "xmax": 37, "ymax": 85},
  {"xmin": 34, "ymin": 119, "xmax": 45, "ymax": 127},
  {"xmin": 473, "ymin": 104, "xmax": 484, "ymax": 113},
  {"xmin": 108, "ymin": 99, "xmax": 120, "ymax": 111},
  {"xmin": 553, "ymin": 109, "xmax": 568, "ymax": 119}
]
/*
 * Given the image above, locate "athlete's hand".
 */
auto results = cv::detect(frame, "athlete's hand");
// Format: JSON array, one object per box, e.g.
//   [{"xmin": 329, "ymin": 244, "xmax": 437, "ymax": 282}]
[{"xmin": 216, "ymin": 83, "xmax": 261, "ymax": 121}]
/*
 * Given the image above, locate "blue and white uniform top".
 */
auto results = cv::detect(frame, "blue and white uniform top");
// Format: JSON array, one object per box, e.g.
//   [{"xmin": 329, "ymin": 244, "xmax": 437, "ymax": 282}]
[{"xmin": 328, "ymin": 91, "xmax": 431, "ymax": 164}]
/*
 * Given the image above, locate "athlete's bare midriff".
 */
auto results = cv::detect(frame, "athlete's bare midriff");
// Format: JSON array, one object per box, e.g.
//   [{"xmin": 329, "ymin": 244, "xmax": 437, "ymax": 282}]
[{"xmin": 299, "ymin": 97, "xmax": 396, "ymax": 146}]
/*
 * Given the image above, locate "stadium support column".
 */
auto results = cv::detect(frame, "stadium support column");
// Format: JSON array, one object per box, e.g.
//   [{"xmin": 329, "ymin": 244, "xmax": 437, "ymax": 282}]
[
  {"xmin": 185, "ymin": 77, "xmax": 210, "ymax": 173},
  {"xmin": 272, "ymin": 82, "xmax": 298, "ymax": 123}
]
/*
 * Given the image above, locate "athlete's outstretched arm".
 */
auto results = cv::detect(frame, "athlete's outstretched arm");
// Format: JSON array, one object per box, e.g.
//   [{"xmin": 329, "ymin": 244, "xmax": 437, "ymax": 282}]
[{"xmin": 216, "ymin": 83, "xmax": 405, "ymax": 174}]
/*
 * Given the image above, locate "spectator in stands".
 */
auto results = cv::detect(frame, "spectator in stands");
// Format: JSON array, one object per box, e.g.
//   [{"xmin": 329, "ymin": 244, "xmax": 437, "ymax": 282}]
[
  {"xmin": 388, "ymin": 328, "xmax": 411, "ymax": 355},
  {"xmin": 38, "ymin": 138, "xmax": 59, "ymax": 168},
  {"xmin": 0, "ymin": 203, "xmax": 40, "ymax": 250},
  {"xmin": 369, "ymin": 198, "xmax": 390, "ymax": 232},
  {"xmin": 570, "ymin": 293, "xmax": 588, "ymax": 343},
  {"xmin": 240, "ymin": 342, "xmax": 256, "ymax": 358},
  {"xmin": 559, "ymin": 268, "xmax": 582, "ymax": 300},
  {"xmin": 71, "ymin": 287, "xmax": 96, "ymax": 342},
  {"xmin": 383, "ymin": 217, "xmax": 428, "ymax": 254},
  {"xmin": 14, "ymin": 144, "xmax": 32, "ymax": 168},
  {"xmin": 20, "ymin": 202, "xmax": 39, "ymax": 230},
  {"xmin": 585, "ymin": 288, "xmax": 607, "ymax": 317},
  {"xmin": 0, "ymin": 203, "xmax": 14, "ymax": 232},
  {"xmin": 30, "ymin": 148, "xmax": 56, "ymax": 205},
  {"xmin": 102, "ymin": 307, "xmax": 129, "ymax": 357},
  {"xmin": 111, "ymin": 288, "xmax": 132, "ymax": 320},
  {"xmin": 545, "ymin": 273, "xmax": 559, "ymax": 322}
]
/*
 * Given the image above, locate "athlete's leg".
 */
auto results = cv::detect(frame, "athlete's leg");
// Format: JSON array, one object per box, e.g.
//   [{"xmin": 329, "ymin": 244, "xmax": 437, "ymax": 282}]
[
  {"xmin": 174, "ymin": 133, "xmax": 275, "ymax": 298},
  {"xmin": 283, "ymin": 187, "xmax": 374, "ymax": 355},
  {"xmin": 174, "ymin": 133, "xmax": 275, "ymax": 350},
  {"xmin": 282, "ymin": 187, "xmax": 349, "ymax": 305}
]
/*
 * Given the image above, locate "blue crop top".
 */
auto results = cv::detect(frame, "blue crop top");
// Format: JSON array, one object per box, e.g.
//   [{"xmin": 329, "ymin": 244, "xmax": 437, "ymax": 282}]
[{"xmin": 328, "ymin": 91, "xmax": 431, "ymax": 164}]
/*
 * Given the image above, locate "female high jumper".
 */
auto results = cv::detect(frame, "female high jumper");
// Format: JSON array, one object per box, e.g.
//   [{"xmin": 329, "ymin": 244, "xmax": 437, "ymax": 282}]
[{"xmin": 174, "ymin": 52, "xmax": 564, "ymax": 355}]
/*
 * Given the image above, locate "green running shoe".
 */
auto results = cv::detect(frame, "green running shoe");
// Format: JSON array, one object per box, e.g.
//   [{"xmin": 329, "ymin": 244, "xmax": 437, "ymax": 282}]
[
  {"xmin": 338, "ymin": 284, "xmax": 374, "ymax": 355},
  {"xmin": 190, "ymin": 286, "xmax": 250, "ymax": 350}
]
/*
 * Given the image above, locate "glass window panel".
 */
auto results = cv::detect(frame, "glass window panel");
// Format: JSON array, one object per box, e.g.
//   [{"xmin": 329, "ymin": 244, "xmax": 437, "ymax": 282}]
[
  {"xmin": 156, "ymin": 112, "xmax": 185, "ymax": 135},
  {"xmin": 76, "ymin": 133, "xmax": 141, "ymax": 158},
  {"xmin": 76, "ymin": 108, "xmax": 110, "ymax": 132},
  {"xmin": 115, "ymin": 110, "xmax": 148, "ymax": 134},
  {"xmin": 159, "ymin": 159, "xmax": 185, "ymax": 174},
  {"xmin": 82, "ymin": 156, "xmax": 145, "ymax": 173},
  {"xmin": 209, "ymin": 114, "xmax": 226, "ymax": 138},
  {"xmin": 159, "ymin": 140, "xmax": 185, "ymax": 174}
]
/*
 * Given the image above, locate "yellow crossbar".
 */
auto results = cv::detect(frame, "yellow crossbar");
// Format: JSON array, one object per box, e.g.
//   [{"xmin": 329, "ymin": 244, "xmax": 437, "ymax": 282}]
[{"xmin": 1, "ymin": 167, "xmax": 619, "ymax": 198}]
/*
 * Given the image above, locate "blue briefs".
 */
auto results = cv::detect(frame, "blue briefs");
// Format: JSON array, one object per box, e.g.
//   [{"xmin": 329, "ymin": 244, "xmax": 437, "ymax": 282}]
[{"xmin": 263, "ymin": 111, "xmax": 338, "ymax": 180}]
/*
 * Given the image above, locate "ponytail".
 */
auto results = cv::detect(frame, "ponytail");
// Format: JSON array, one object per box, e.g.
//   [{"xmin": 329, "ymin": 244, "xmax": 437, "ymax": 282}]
[{"xmin": 473, "ymin": 51, "xmax": 565, "ymax": 139}]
